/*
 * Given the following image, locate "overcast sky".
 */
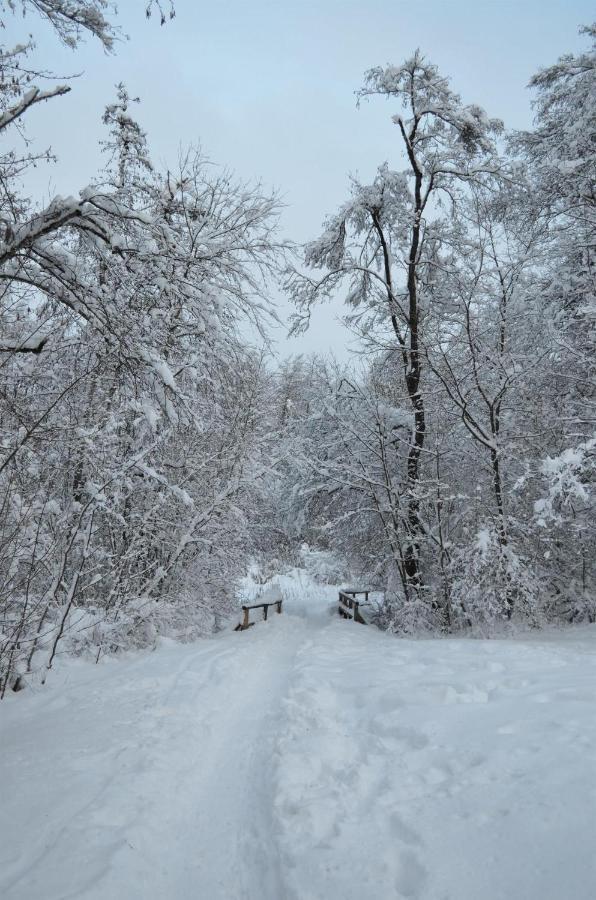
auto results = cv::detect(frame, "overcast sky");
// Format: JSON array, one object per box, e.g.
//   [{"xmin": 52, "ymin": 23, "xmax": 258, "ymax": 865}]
[{"xmin": 15, "ymin": 0, "xmax": 594, "ymax": 359}]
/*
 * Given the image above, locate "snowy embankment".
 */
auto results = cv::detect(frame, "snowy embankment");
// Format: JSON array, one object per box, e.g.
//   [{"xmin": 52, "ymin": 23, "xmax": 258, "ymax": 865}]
[{"xmin": 1, "ymin": 574, "xmax": 595, "ymax": 900}]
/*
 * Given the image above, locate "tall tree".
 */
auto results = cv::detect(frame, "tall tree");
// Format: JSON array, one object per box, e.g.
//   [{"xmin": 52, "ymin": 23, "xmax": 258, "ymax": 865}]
[{"xmin": 288, "ymin": 52, "xmax": 502, "ymax": 603}]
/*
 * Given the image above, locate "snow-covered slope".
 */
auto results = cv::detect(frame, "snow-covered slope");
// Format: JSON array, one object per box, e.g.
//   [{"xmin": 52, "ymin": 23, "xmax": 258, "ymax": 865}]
[{"xmin": 1, "ymin": 578, "xmax": 595, "ymax": 900}]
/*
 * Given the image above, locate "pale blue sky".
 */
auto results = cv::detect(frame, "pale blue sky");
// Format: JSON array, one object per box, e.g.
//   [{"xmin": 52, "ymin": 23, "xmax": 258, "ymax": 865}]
[{"xmin": 12, "ymin": 0, "xmax": 594, "ymax": 357}]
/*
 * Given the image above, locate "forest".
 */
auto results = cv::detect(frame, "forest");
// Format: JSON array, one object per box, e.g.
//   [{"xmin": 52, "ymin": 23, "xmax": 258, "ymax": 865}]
[{"xmin": 0, "ymin": 1, "xmax": 594, "ymax": 696}]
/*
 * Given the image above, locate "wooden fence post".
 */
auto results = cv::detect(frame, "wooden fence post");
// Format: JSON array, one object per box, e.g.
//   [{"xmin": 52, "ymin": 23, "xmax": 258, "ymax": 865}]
[
  {"xmin": 338, "ymin": 590, "xmax": 368, "ymax": 624},
  {"xmin": 235, "ymin": 598, "xmax": 283, "ymax": 631}
]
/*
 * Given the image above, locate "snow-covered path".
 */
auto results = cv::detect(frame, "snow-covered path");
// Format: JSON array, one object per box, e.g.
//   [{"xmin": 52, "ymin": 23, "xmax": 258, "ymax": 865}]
[
  {"xmin": 1, "ymin": 614, "xmax": 317, "ymax": 900},
  {"xmin": 275, "ymin": 620, "xmax": 596, "ymax": 899},
  {"xmin": 1, "ymin": 584, "xmax": 595, "ymax": 900}
]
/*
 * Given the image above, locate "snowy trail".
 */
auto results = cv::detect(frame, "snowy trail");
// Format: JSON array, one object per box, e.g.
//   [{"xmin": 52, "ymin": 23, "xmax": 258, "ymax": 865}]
[
  {"xmin": 1, "ymin": 583, "xmax": 596, "ymax": 900},
  {"xmin": 274, "ymin": 622, "xmax": 596, "ymax": 900},
  {"xmin": 1, "ymin": 612, "xmax": 318, "ymax": 900}
]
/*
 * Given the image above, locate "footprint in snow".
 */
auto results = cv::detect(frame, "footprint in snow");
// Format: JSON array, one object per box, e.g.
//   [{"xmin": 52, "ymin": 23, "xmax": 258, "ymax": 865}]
[
  {"xmin": 389, "ymin": 812, "xmax": 423, "ymax": 847},
  {"xmin": 395, "ymin": 850, "xmax": 428, "ymax": 899},
  {"xmin": 371, "ymin": 719, "xmax": 429, "ymax": 750}
]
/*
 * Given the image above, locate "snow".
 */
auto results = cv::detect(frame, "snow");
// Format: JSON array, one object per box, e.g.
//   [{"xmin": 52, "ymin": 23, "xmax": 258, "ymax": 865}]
[
  {"xmin": 275, "ymin": 622, "xmax": 596, "ymax": 900},
  {"xmin": 146, "ymin": 356, "xmax": 178, "ymax": 392},
  {"xmin": 1, "ymin": 575, "xmax": 595, "ymax": 900},
  {"xmin": 476, "ymin": 527, "xmax": 492, "ymax": 552}
]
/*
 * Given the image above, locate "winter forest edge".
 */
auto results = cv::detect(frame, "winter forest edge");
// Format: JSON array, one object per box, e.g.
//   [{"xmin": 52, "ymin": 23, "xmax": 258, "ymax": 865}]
[{"xmin": 0, "ymin": 2, "xmax": 594, "ymax": 696}]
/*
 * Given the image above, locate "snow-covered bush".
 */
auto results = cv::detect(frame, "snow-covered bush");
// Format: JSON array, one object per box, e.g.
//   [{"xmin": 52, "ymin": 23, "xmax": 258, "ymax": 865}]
[{"xmin": 449, "ymin": 526, "xmax": 543, "ymax": 632}]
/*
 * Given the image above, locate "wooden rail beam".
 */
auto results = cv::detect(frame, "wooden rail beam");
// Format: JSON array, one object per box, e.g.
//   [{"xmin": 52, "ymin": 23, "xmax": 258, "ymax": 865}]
[
  {"xmin": 338, "ymin": 590, "xmax": 368, "ymax": 625},
  {"xmin": 235, "ymin": 599, "xmax": 283, "ymax": 631}
]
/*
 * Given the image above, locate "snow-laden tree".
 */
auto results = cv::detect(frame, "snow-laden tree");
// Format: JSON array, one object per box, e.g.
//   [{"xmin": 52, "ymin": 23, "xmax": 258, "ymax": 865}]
[
  {"xmin": 0, "ymin": 5, "xmax": 285, "ymax": 693},
  {"xmin": 288, "ymin": 52, "xmax": 503, "ymax": 617},
  {"xmin": 283, "ymin": 33, "xmax": 594, "ymax": 634},
  {"xmin": 1, "ymin": 1, "xmax": 175, "ymax": 48},
  {"xmin": 510, "ymin": 25, "xmax": 596, "ymax": 622},
  {"xmin": 418, "ymin": 181, "xmax": 547, "ymax": 622}
]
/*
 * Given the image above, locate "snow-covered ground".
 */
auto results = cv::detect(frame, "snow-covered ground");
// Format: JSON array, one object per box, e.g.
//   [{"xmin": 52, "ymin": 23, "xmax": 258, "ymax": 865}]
[{"xmin": 1, "ymin": 575, "xmax": 595, "ymax": 900}]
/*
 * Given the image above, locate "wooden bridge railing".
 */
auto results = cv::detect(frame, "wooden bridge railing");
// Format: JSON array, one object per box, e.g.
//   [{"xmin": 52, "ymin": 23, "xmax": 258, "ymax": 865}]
[
  {"xmin": 338, "ymin": 590, "xmax": 368, "ymax": 625},
  {"xmin": 235, "ymin": 599, "xmax": 283, "ymax": 631}
]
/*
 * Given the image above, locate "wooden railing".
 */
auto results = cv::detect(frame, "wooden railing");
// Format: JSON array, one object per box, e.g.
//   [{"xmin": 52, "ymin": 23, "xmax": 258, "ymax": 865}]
[
  {"xmin": 338, "ymin": 590, "xmax": 368, "ymax": 624},
  {"xmin": 235, "ymin": 599, "xmax": 283, "ymax": 631}
]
